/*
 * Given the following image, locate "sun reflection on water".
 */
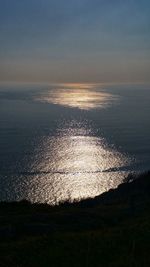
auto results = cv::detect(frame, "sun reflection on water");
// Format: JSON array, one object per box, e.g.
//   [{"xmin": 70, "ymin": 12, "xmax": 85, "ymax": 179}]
[
  {"xmin": 26, "ymin": 121, "xmax": 130, "ymax": 204},
  {"xmin": 35, "ymin": 84, "xmax": 119, "ymax": 110},
  {"xmin": 23, "ymin": 85, "xmax": 130, "ymax": 204}
]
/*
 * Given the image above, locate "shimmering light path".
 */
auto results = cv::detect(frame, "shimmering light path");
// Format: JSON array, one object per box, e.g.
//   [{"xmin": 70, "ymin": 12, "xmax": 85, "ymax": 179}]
[
  {"xmin": 1, "ymin": 83, "xmax": 143, "ymax": 204},
  {"xmin": 25, "ymin": 119, "xmax": 131, "ymax": 204}
]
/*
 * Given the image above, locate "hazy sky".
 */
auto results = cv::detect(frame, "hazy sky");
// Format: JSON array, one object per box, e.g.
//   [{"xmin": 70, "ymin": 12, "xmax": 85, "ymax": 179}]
[{"xmin": 0, "ymin": 0, "xmax": 150, "ymax": 83}]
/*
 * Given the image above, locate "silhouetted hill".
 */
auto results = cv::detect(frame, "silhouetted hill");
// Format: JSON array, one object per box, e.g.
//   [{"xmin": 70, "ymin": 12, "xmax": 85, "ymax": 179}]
[{"xmin": 0, "ymin": 171, "xmax": 150, "ymax": 267}]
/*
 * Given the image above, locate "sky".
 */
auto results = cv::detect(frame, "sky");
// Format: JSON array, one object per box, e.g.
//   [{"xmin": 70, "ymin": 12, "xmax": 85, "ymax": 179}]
[{"xmin": 0, "ymin": 0, "xmax": 150, "ymax": 83}]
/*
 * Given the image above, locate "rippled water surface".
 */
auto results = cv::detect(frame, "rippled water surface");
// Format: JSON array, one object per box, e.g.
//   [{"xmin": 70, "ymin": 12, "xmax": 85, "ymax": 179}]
[{"xmin": 0, "ymin": 83, "xmax": 150, "ymax": 203}]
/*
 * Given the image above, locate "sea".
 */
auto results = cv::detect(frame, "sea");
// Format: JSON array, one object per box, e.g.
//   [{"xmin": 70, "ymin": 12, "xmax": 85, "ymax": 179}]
[{"xmin": 0, "ymin": 83, "xmax": 150, "ymax": 204}]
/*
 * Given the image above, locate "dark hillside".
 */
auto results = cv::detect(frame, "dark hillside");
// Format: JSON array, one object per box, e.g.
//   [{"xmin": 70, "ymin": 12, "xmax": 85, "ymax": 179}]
[{"xmin": 0, "ymin": 172, "xmax": 150, "ymax": 267}]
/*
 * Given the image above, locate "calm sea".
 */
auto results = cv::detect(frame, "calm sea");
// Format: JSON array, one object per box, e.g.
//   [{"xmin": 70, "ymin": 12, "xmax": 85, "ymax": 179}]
[{"xmin": 0, "ymin": 83, "xmax": 150, "ymax": 204}]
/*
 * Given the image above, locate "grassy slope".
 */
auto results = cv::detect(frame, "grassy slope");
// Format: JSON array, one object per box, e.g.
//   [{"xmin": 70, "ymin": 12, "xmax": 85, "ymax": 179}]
[{"xmin": 0, "ymin": 172, "xmax": 150, "ymax": 267}]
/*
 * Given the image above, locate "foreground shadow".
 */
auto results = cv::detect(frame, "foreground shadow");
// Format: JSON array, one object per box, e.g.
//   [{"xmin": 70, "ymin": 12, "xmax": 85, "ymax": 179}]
[{"xmin": 0, "ymin": 171, "xmax": 150, "ymax": 267}]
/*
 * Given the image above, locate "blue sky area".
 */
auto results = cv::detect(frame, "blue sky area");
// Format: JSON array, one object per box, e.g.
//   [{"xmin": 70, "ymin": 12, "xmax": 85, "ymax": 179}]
[{"xmin": 0, "ymin": 0, "xmax": 150, "ymax": 83}]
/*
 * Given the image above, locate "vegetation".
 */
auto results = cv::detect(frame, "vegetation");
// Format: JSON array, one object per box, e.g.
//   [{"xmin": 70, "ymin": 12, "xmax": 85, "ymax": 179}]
[{"xmin": 0, "ymin": 171, "xmax": 150, "ymax": 267}]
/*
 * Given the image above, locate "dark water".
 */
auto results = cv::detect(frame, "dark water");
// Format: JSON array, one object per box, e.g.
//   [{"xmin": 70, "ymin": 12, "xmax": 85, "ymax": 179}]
[{"xmin": 0, "ymin": 83, "xmax": 150, "ymax": 204}]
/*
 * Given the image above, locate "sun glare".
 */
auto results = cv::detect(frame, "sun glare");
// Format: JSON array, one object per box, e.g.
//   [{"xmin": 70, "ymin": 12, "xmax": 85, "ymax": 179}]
[{"xmin": 35, "ymin": 84, "xmax": 119, "ymax": 110}]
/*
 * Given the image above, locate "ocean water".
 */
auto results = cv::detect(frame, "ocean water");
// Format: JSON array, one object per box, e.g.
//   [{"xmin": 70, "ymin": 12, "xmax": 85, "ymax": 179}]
[{"xmin": 0, "ymin": 83, "xmax": 150, "ymax": 204}]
